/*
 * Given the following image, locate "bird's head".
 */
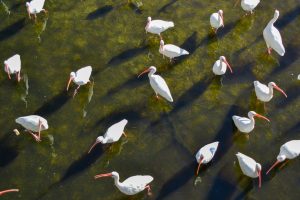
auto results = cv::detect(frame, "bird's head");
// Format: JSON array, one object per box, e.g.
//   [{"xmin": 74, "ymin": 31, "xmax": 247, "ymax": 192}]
[
  {"xmin": 94, "ymin": 171, "xmax": 119, "ymax": 179},
  {"xmin": 66, "ymin": 72, "xmax": 76, "ymax": 91},
  {"xmin": 26, "ymin": 2, "xmax": 30, "ymax": 7},
  {"xmin": 269, "ymin": 82, "xmax": 287, "ymax": 98},
  {"xmin": 274, "ymin": 10, "xmax": 280, "ymax": 19},
  {"xmin": 248, "ymin": 111, "xmax": 270, "ymax": 122},
  {"xmin": 147, "ymin": 16, "xmax": 152, "ymax": 22},
  {"xmin": 96, "ymin": 136, "xmax": 104, "ymax": 143},
  {"xmin": 138, "ymin": 66, "xmax": 156, "ymax": 78},
  {"xmin": 220, "ymin": 56, "xmax": 233, "ymax": 73}
]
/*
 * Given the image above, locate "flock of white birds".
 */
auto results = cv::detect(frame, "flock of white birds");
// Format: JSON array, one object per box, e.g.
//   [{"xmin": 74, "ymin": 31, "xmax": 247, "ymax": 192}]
[{"xmin": 1, "ymin": 0, "xmax": 300, "ymax": 197}]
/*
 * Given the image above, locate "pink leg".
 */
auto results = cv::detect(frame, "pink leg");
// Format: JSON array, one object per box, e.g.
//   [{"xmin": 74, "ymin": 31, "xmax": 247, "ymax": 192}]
[
  {"xmin": 38, "ymin": 120, "xmax": 42, "ymax": 141},
  {"xmin": 145, "ymin": 185, "xmax": 152, "ymax": 196},
  {"xmin": 267, "ymin": 48, "xmax": 272, "ymax": 55},
  {"xmin": 73, "ymin": 85, "xmax": 80, "ymax": 98},
  {"xmin": 123, "ymin": 132, "xmax": 127, "ymax": 137},
  {"xmin": 17, "ymin": 72, "xmax": 21, "ymax": 82},
  {"xmin": 27, "ymin": 130, "xmax": 41, "ymax": 142}
]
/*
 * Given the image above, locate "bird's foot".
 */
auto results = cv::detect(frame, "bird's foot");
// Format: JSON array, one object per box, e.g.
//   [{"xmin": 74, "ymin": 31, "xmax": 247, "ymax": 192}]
[
  {"xmin": 267, "ymin": 48, "xmax": 272, "ymax": 55},
  {"xmin": 28, "ymin": 130, "xmax": 41, "ymax": 142},
  {"xmin": 123, "ymin": 132, "xmax": 127, "ymax": 137},
  {"xmin": 155, "ymin": 95, "xmax": 161, "ymax": 100},
  {"xmin": 73, "ymin": 90, "xmax": 78, "ymax": 98},
  {"xmin": 145, "ymin": 185, "xmax": 152, "ymax": 196}
]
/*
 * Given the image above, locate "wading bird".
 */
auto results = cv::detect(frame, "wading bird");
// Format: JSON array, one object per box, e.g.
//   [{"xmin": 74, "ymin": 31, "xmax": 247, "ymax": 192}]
[
  {"xmin": 26, "ymin": 0, "xmax": 47, "ymax": 20},
  {"xmin": 94, "ymin": 171, "xmax": 153, "ymax": 196},
  {"xmin": 235, "ymin": 0, "xmax": 260, "ymax": 14},
  {"xmin": 67, "ymin": 66, "xmax": 92, "ymax": 98},
  {"xmin": 159, "ymin": 40, "xmax": 189, "ymax": 61},
  {"xmin": 236, "ymin": 152, "xmax": 262, "ymax": 188},
  {"xmin": 4, "ymin": 54, "xmax": 21, "ymax": 82},
  {"xmin": 266, "ymin": 140, "xmax": 300, "ymax": 174},
  {"xmin": 232, "ymin": 111, "xmax": 270, "ymax": 133},
  {"xmin": 145, "ymin": 17, "xmax": 174, "ymax": 39},
  {"xmin": 0, "ymin": 189, "xmax": 19, "ymax": 196},
  {"xmin": 263, "ymin": 10, "xmax": 285, "ymax": 56},
  {"xmin": 15, "ymin": 115, "xmax": 49, "ymax": 142},
  {"xmin": 254, "ymin": 81, "xmax": 287, "ymax": 102},
  {"xmin": 195, "ymin": 142, "xmax": 219, "ymax": 175},
  {"xmin": 138, "ymin": 66, "xmax": 173, "ymax": 102},
  {"xmin": 212, "ymin": 56, "xmax": 233, "ymax": 75},
  {"xmin": 210, "ymin": 10, "xmax": 224, "ymax": 33},
  {"xmin": 88, "ymin": 119, "xmax": 128, "ymax": 153}
]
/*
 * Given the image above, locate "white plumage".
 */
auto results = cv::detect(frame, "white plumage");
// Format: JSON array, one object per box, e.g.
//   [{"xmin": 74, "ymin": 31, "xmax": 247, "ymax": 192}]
[
  {"xmin": 241, "ymin": 0, "xmax": 260, "ymax": 13},
  {"xmin": 236, "ymin": 152, "xmax": 262, "ymax": 188},
  {"xmin": 4, "ymin": 54, "xmax": 21, "ymax": 81},
  {"xmin": 212, "ymin": 56, "xmax": 233, "ymax": 75},
  {"xmin": 138, "ymin": 66, "xmax": 173, "ymax": 102},
  {"xmin": 232, "ymin": 111, "xmax": 270, "ymax": 133},
  {"xmin": 263, "ymin": 10, "xmax": 285, "ymax": 56},
  {"xmin": 88, "ymin": 119, "xmax": 128, "ymax": 153},
  {"xmin": 195, "ymin": 141, "xmax": 219, "ymax": 175},
  {"xmin": 67, "ymin": 66, "xmax": 92, "ymax": 97},
  {"xmin": 94, "ymin": 171, "xmax": 153, "ymax": 196},
  {"xmin": 145, "ymin": 17, "xmax": 174, "ymax": 38},
  {"xmin": 254, "ymin": 81, "xmax": 287, "ymax": 102},
  {"xmin": 26, "ymin": 0, "xmax": 47, "ymax": 20},
  {"xmin": 266, "ymin": 140, "xmax": 300, "ymax": 174},
  {"xmin": 15, "ymin": 115, "xmax": 48, "ymax": 142},
  {"xmin": 159, "ymin": 40, "xmax": 189, "ymax": 61},
  {"xmin": 210, "ymin": 10, "xmax": 224, "ymax": 32}
]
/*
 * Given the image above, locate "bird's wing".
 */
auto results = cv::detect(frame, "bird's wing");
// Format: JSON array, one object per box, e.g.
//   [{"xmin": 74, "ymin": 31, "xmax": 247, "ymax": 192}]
[
  {"xmin": 76, "ymin": 66, "xmax": 92, "ymax": 82},
  {"xmin": 256, "ymin": 82, "xmax": 269, "ymax": 93},
  {"xmin": 30, "ymin": 0, "xmax": 45, "ymax": 10},
  {"xmin": 105, "ymin": 120, "xmax": 127, "ymax": 140},
  {"xmin": 236, "ymin": 153, "xmax": 257, "ymax": 177},
  {"xmin": 233, "ymin": 116, "xmax": 251, "ymax": 125},
  {"xmin": 123, "ymin": 175, "xmax": 154, "ymax": 186},
  {"xmin": 151, "ymin": 75, "xmax": 172, "ymax": 100},
  {"xmin": 6, "ymin": 54, "xmax": 21, "ymax": 71},
  {"xmin": 164, "ymin": 44, "xmax": 188, "ymax": 55}
]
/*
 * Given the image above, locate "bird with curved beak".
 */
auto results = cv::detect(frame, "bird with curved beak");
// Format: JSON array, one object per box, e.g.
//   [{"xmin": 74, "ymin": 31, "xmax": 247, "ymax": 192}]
[
  {"xmin": 232, "ymin": 111, "xmax": 270, "ymax": 133},
  {"xmin": 94, "ymin": 171, "xmax": 153, "ymax": 196},
  {"xmin": 26, "ymin": 0, "xmax": 47, "ymax": 21},
  {"xmin": 210, "ymin": 10, "xmax": 224, "ymax": 33},
  {"xmin": 212, "ymin": 56, "xmax": 233, "ymax": 75},
  {"xmin": 195, "ymin": 142, "xmax": 219, "ymax": 175},
  {"xmin": 0, "ymin": 189, "xmax": 19, "ymax": 196},
  {"xmin": 67, "ymin": 66, "xmax": 92, "ymax": 98},
  {"xmin": 266, "ymin": 140, "xmax": 300, "ymax": 174},
  {"xmin": 254, "ymin": 81, "xmax": 287, "ymax": 102},
  {"xmin": 88, "ymin": 119, "xmax": 128, "ymax": 153},
  {"xmin": 138, "ymin": 66, "xmax": 173, "ymax": 102}
]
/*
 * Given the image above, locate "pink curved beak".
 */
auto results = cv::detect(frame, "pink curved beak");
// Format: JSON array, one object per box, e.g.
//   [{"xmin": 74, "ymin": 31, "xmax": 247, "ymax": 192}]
[
  {"xmin": 273, "ymin": 85, "xmax": 287, "ymax": 98},
  {"xmin": 219, "ymin": 13, "xmax": 224, "ymax": 27},
  {"xmin": 196, "ymin": 156, "xmax": 204, "ymax": 175},
  {"xmin": 266, "ymin": 160, "xmax": 281, "ymax": 174},
  {"xmin": 95, "ymin": 173, "xmax": 112, "ymax": 179},
  {"xmin": 138, "ymin": 68, "xmax": 150, "ymax": 78},
  {"xmin": 223, "ymin": 59, "xmax": 233, "ymax": 74},
  {"xmin": 254, "ymin": 114, "xmax": 270, "ymax": 122},
  {"xmin": 88, "ymin": 140, "xmax": 100, "ymax": 154},
  {"xmin": 258, "ymin": 170, "xmax": 262, "ymax": 188},
  {"xmin": 66, "ymin": 77, "xmax": 73, "ymax": 91},
  {"xmin": 0, "ymin": 189, "xmax": 19, "ymax": 196}
]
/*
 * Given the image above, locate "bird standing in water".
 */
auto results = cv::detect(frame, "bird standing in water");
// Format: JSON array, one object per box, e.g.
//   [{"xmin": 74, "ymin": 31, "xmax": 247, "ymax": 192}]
[
  {"xmin": 145, "ymin": 17, "xmax": 174, "ymax": 39},
  {"xmin": 210, "ymin": 10, "xmax": 224, "ymax": 33},
  {"xmin": 67, "ymin": 66, "xmax": 92, "ymax": 98},
  {"xmin": 4, "ymin": 54, "xmax": 21, "ymax": 82},
  {"xmin": 195, "ymin": 142, "xmax": 219, "ymax": 175},
  {"xmin": 26, "ymin": 0, "xmax": 47, "ymax": 21}
]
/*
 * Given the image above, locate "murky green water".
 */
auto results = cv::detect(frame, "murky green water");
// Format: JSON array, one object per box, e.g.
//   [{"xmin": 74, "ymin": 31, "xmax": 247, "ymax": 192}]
[{"xmin": 0, "ymin": 0, "xmax": 300, "ymax": 199}]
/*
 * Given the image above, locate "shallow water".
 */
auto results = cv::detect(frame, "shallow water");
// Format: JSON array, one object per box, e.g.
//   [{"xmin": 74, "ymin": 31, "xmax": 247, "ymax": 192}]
[{"xmin": 0, "ymin": 0, "xmax": 300, "ymax": 199}]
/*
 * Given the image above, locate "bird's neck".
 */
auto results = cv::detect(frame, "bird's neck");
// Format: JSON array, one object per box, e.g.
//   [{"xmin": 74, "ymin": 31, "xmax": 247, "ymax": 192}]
[
  {"xmin": 113, "ymin": 176, "xmax": 124, "ymax": 189},
  {"xmin": 268, "ymin": 16, "xmax": 278, "ymax": 27},
  {"xmin": 268, "ymin": 85, "xmax": 274, "ymax": 96}
]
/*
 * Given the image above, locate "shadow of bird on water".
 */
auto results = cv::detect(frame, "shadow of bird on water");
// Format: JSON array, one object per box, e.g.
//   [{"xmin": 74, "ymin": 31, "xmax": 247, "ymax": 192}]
[
  {"xmin": 86, "ymin": 5, "xmax": 114, "ymax": 20},
  {"xmin": 0, "ymin": 18, "xmax": 26, "ymax": 42}
]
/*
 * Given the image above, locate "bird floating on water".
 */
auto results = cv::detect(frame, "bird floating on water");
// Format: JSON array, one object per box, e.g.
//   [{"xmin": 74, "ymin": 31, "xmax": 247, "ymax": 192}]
[
  {"xmin": 26, "ymin": 0, "xmax": 47, "ymax": 21},
  {"xmin": 15, "ymin": 115, "xmax": 49, "ymax": 142},
  {"xmin": 212, "ymin": 56, "xmax": 233, "ymax": 75},
  {"xmin": 0, "ymin": 189, "xmax": 19, "ymax": 196},
  {"xmin": 159, "ymin": 40, "xmax": 189, "ymax": 61},
  {"xmin": 145, "ymin": 17, "xmax": 174, "ymax": 39},
  {"xmin": 195, "ymin": 141, "xmax": 219, "ymax": 175},
  {"xmin": 266, "ymin": 140, "xmax": 300, "ymax": 174},
  {"xmin": 138, "ymin": 66, "xmax": 173, "ymax": 102},
  {"xmin": 210, "ymin": 10, "xmax": 224, "ymax": 33},
  {"xmin": 232, "ymin": 111, "xmax": 270, "ymax": 133},
  {"xmin": 94, "ymin": 171, "xmax": 153, "ymax": 196},
  {"xmin": 236, "ymin": 152, "xmax": 262, "ymax": 188},
  {"xmin": 67, "ymin": 66, "xmax": 92, "ymax": 98},
  {"xmin": 4, "ymin": 54, "xmax": 21, "ymax": 82},
  {"xmin": 263, "ymin": 10, "xmax": 285, "ymax": 56},
  {"xmin": 88, "ymin": 119, "xmax": 128, "ymax": 153},
  {"xmin": 254, "ymin": 81, "xmax": 287, "ymax": 102},
  {"xmin": 235, "ymin": 0, "xmax": 260, "ymax": 14}
]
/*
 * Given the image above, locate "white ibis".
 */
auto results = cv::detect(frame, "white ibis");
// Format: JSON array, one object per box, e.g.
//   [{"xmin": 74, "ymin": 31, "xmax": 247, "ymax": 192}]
[
  {"xmin": 88, "ymin": 119, "xmax": 128, "ymax": 153},
  {"xmin": 159, "ymin": 40, "xmax": 189, "ymax": 61},
  {"xmin": 0, "ymin": 189, "xmax": 19, "ymax": 196},
  {"xmin": 138, "ymin": 66, "xmax": 173, "ymax": 102},
  {"xmin": 266, "ymin": 140, "xmax": 300, "ymax": 174},
  {"xmin": 254, "ymin": 81, "xmax": 287, "ymax": 102},
  {"xmin": 236, "ymin": 152, "xmax": 262, "ymax": 188},
  {"xmin": 67, "ymin": 66, "xmax": 92, "ymax": 98},
  {"xmin": 94, "ymin": 171, "xmax": 153, "ymax": 196},
  {"xmin": 210, "ymin": 10, "xmax": 224, "ymax": 33},
  {"xmin": 15, "ymin": 115, "xmax": 48, "ymax": 142},
  {"xmin": 212, "ymin": 56, "xmax": 233, "ymax": 75},
  {"xmin": 4, "ymin": 54, "xmax": 21, "ymax": 82},
  {"xmin": 235, "ymin": 0, "xmax": 260, "ymax": 14},
  {"xmin": 263, "ymin": 10, "xmax": 285, "ymax": 56},
  {"xmin": 26, "ymin": 0, "xmax": 47, "ymax": 20},
  {"xmin": 145, "ymin": 17, "xmax": 174, "ymax": 39},
  {"xmin": 195, "ymin": 141, "xmax": 219, "ymax": 175},
  {"xmin": 232, "ymin": 111, "xmax": 270, "ymax": 133}
]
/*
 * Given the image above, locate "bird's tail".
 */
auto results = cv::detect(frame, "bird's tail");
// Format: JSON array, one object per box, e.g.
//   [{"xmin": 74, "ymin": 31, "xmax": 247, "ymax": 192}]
[{"xmin": 181, "ymin": 49, "xmax": 189, "ymax": 55}]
